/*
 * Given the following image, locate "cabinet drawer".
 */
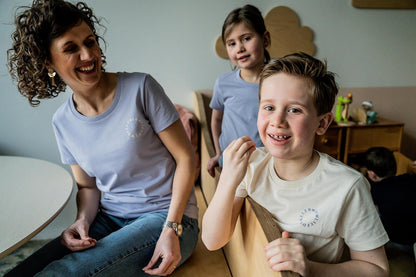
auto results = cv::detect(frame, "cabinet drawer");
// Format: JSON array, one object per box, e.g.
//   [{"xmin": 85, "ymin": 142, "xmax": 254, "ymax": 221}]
[
  {"xmin": 346, "ymin": 125, "xmax": 403, "ymax": 154},
  {"xmin": 315, "ymin": 127, "xmax": 343, "ymax": 159}
]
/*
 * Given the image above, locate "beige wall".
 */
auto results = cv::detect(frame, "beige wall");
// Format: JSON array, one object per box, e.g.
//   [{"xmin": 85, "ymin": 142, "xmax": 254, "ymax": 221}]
[{"xmin": 339, "ymin": 86, "xmax": 416, "ymax": 159}]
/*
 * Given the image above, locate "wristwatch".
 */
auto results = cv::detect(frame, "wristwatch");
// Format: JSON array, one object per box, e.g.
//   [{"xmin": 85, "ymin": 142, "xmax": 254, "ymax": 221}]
[{"xmin": 163, "ymin": 220, "xmax": 183, "ymax": 237}]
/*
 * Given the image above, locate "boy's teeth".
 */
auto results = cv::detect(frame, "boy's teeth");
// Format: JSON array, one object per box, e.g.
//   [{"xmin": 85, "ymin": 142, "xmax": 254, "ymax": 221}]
[{"xmin": 270, "ymin": 134, "xmax": 289, "ymax": 140}]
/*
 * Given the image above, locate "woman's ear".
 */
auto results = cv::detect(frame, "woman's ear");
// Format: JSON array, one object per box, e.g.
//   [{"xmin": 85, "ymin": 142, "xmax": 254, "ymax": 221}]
[
  {"xmin": 263, "ymin": 31, "xmax": 271, "ymax": 48},
  {"xmin": 316, "ymin": 112, "xmax": 334, "ymax": 136},
  {"xmin": 45, "ymin": 60, "xmax": 54, "ymax": 70}
]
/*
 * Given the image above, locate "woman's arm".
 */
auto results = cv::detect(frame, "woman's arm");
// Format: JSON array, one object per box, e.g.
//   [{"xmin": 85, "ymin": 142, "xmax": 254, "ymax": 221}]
[
  {"xmin": 202, "ymin": 136, "xmax": 256, "ymax": 250},
  {"xmin": 60, "ymin": 164, "xmax": 100, "ymax": 252},
  {"xmin": 207, "ymin": 109, "xmax": 223, "ymax": 177},
  {"xmin": 143, "ymin": 119, "xmax": 196, "ymax": 276},
  {"xmin": 158, "ymin": 119, "xmax": 196, "ymax": 224}
]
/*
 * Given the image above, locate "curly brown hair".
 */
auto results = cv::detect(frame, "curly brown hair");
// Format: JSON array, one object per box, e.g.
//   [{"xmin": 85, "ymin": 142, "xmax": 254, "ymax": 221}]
[{"xmin": 7, "ymin": 0, "xmax": 106, "ymax": 106}]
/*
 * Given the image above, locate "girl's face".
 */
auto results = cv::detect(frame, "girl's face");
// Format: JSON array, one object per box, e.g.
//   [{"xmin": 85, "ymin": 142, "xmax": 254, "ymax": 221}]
[
  {"xmin": 48, "ymin": 21, "xmax": 102, "ymax": 92},
  {"xmin": 257, "ymin": 73, "xmax": 330, "ymax": 161},
  {"xmin": 225, "ymin": 22, "xmax": 266, "ymax": 72}
]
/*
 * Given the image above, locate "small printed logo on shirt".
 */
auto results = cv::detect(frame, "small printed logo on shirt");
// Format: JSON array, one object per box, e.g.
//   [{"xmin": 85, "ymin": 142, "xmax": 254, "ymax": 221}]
[
  {"xmin": 125, "ymin": 117, "xmax": 144, "ymax": 138},
  {"xmin": 299, "ymin": 208, "xmax": 319, "ymax": 228}
]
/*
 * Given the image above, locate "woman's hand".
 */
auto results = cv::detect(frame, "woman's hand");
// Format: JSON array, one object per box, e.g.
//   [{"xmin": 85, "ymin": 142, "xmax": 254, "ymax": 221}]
[
  {"xmin": 221, "ymin": 136, "xmax": 256, "ymax": 187},
  {"xmin": 143, "ymin": 227, "xmax": 181, "ymax": 276},
  {"xmin": 207, "ymin": 154, "xmax": 220, "ymax": 177},
  {"xmin": 264, "ymin": 231, "xmax": 310, "ymax": 276},
  {"xmin": 61, "ymin": 218, "xmax": 96, "ymax": 252}
]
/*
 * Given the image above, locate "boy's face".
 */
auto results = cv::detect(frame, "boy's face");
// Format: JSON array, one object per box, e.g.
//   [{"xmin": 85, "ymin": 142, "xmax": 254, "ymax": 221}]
[{"xmin": 258, "ymin": 73, "xmax": 331, "ymax": 161}]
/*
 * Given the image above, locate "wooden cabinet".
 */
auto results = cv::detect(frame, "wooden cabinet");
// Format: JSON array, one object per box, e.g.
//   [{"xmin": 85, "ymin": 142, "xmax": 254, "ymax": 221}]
[
  {"xmin": 314, "ymin": 125, "xmax": 343, "ymax": 160},
  {"xmin": 315, "ymin": 119, "xmax": 404, "ymax": 164}
]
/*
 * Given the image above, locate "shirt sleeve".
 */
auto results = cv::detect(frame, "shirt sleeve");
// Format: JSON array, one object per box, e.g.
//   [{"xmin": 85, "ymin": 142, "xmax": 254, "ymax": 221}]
[
  {"xmin": 235, "ymin": 180, "xmax": 248, "ymax": 198},
  {"xmin": 141, "ymin": 74, "xmax": 179, "ymax": 134},
  {"xmin": 52, "ymin": 112, "xmax": 77, "ymax": 165},
  {"xmin": 209, "ymin": 77, "xmax": 224, "ymax": 111},
  {"xmin": 336, "ymin": 176, "xmax": 389, "ymax": 251}
]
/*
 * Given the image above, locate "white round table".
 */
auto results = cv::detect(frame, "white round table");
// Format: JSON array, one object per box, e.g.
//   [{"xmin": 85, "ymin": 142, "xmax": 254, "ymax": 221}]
[{"xmin": 0, "ymin": 156, "xmax": 73, "ymax": 259}]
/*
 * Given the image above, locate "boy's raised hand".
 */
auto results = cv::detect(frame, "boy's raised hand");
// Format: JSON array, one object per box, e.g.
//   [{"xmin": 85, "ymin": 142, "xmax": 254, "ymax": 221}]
[
  {"xmin": 264, "ymin": 231, "xmax": 310, "ymax": 276},
  {"xmin": 221, "ymin": 136, "xmax": 256, "ymax": 186}
]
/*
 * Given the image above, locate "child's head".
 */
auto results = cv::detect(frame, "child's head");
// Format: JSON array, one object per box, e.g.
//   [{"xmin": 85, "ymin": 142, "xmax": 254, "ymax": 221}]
[
  {"xmin": 363, "ymin": 147, "xmax": 397, "ymax": 181},
  {"xmin": 222, "ymin": 5, "xmax": 271, "ymax": 68},
  {"xmin": 259, "ymin": 52, "xmax": 338, "ymax": 116},
  {"xmin": 257, "ymin": 53, "xmax": 338, "ymax": 161}
]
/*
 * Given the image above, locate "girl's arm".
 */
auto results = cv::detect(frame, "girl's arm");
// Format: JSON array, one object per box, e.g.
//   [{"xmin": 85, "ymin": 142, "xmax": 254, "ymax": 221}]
[
  {"xmin": 143, "ymin": 119, "xmax": 196, "ymax": 276},
  {"xmin": 265, "ymin": 232, "xmax": 389, "ymax": 277},
  {"xmin": 61, "ymin": 164, "xmax": 100, "ymax": 252},
  {"xmin": 207, "ymin": 109, "xmax": 224, "ymax": 177},
  {"xmin": 202, "ymin": 136, "xmax": 256, "ymax": 250}
]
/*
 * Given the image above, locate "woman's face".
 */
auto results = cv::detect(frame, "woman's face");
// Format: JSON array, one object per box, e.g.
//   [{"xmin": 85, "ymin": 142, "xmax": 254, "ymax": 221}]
[{"xmin": 48, "ymin": 21, "xmax": 102, "ymax": 92}]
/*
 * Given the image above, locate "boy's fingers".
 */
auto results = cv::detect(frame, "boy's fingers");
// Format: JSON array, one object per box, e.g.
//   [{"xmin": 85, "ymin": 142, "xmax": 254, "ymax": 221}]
[{"xmin": 282, "ymin": 231, "xmax": 291, "ymax": 238}]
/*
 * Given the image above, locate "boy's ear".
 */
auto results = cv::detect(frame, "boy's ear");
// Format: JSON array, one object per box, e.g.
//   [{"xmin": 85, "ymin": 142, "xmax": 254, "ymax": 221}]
[
  {"xmin": 367, "ymin": 170, "xmax": 380, "ymax": 182},
  {"xmin": 316, "ymin": 112, "xmax": 334, "ymax": 136}
]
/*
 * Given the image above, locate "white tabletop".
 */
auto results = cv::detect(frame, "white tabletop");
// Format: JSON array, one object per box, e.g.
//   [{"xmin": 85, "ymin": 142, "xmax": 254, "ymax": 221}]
[{"xmin": 0, "ymin": 156, "xmax": 73, "ymax": 259}]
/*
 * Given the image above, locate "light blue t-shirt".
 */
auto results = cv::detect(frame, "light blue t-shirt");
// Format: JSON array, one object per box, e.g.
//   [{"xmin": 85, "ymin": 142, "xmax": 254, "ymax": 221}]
[
  {"xmin": 52, "ymin": 72, "xmax": 198, "ymax": 219},
  {"xmin": 210, "ymin": 69, "xmax": 263, "ymax": 151}
]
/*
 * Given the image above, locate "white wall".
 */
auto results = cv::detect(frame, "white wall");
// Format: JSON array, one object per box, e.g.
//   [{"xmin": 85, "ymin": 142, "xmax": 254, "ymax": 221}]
[{"xmin": 1, "ymin": 0, "xmax": 415, "ymax": 239}]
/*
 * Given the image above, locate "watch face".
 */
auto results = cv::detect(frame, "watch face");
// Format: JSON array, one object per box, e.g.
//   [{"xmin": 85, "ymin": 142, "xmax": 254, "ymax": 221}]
[{"xmin": 177, "ymin": 224, "xmax": 183, "ymax": 236}]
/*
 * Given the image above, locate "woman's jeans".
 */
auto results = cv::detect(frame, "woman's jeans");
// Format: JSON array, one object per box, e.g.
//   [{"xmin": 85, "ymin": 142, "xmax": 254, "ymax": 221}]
[{"xmin": 5, "ymin": 211, "xmax": 199, "ymax": 277}]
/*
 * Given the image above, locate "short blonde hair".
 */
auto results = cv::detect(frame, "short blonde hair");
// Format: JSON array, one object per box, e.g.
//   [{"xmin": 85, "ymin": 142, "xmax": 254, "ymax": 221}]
[{"xmin": 260, "ymin": 52, "xmax": 338, "ymax": 115}]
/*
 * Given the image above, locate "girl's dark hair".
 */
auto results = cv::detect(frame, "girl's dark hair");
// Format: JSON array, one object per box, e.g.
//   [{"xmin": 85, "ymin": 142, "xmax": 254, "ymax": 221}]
[
  {"xmin": 222, "ymin": 4, "xmax": 270, "ymax": 63},
  {"xmin": 260, "ymin": 52, "xmax": 338, "ymax": 116},
  {"xmin": 7, "ymin": 0, "xmax": 106, "ymax": 106}
]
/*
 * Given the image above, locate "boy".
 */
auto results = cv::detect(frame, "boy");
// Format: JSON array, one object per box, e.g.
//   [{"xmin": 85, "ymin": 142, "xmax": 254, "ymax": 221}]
[
  {"xmin": 363, "ymin": 147, "xmax": 416, "ymax": 254},
  {"xmin": 202, "ymin": 53, "xmax": 389, "ymax": 276}
]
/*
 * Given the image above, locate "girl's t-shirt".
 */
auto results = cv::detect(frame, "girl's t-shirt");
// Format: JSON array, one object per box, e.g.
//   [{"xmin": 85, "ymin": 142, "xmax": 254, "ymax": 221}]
[{"xmin": 210, "ymin": 69, "xmax": 263, "ymax": 151}]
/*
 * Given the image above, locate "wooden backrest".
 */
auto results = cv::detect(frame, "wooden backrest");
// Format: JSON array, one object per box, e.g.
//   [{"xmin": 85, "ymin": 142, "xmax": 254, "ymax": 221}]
[
  {"xmin": 193, "ymin": 90, "xmax": 299, "ymax": 277},
  {"xmin": 394, "ymin": 151, "xmax": 416, "ymax": 175},
  {"xmin": 193, "ymin": 90, "xmax": 215, "ymax": 157},
  {"xmin": 225, "ymin": 197, "xmax": 300, "ymax": 277}
]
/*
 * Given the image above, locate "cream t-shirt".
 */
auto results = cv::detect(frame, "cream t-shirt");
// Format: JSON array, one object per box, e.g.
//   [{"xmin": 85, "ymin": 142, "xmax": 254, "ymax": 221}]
[{"xmin": 236, "ymin": 148, "xmax": 389, "ymax": 263}]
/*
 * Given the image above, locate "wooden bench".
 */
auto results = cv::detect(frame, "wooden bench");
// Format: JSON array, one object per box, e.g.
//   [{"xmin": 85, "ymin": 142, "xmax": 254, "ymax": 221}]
[{"xmin": 189, "ymin": 90, "xmax": 299, "ymax": 277}]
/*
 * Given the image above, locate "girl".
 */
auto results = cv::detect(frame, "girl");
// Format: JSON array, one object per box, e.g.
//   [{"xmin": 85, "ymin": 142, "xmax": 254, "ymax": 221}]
[
  {"xmin": 207, "ymin": 4, "xmax": 271, "ymax": 177},
  {"xmin": 6, "ymin": 0, "xmax": 198, "ymax": 276}
]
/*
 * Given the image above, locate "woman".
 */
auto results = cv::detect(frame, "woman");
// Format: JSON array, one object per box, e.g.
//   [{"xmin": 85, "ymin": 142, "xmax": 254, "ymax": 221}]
[{"xmin": 6, "ymin": 0, "xmax": 198, "ymax": 276}]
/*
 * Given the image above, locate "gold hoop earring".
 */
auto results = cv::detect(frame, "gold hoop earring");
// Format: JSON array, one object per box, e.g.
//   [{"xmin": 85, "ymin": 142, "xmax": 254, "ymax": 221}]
[{"xmin": 48, "ymin": 70, "xmax": 56, "ymax": 86}]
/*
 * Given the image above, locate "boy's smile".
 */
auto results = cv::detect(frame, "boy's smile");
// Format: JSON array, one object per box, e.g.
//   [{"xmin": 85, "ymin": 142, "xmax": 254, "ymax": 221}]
[{"xmin": 258, "ymin": 73, "xmax": 325, "ymax": 161}]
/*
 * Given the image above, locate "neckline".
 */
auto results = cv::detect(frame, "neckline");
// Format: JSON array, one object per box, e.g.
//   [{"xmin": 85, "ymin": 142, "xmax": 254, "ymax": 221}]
[
  {"xmin": 234, "ymin": 69, "xmax": 259, "ymax": 87},
  {"xmin": 268, "ymin": 151, "xmax": 325, "ymax": 188},
  {"xmin": 69, "ymin": 73, "xmax": 122, "ymax": 122}
]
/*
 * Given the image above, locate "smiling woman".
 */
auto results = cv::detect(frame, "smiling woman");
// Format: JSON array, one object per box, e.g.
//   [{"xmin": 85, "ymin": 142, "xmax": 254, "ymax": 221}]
[
  {"xmin": 7, "ymin": 0, "xmax": 106, "ymax": 107},
  {"xmin": 6, "ymin": 0, "xmax": 199, "ymax": 276}
]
